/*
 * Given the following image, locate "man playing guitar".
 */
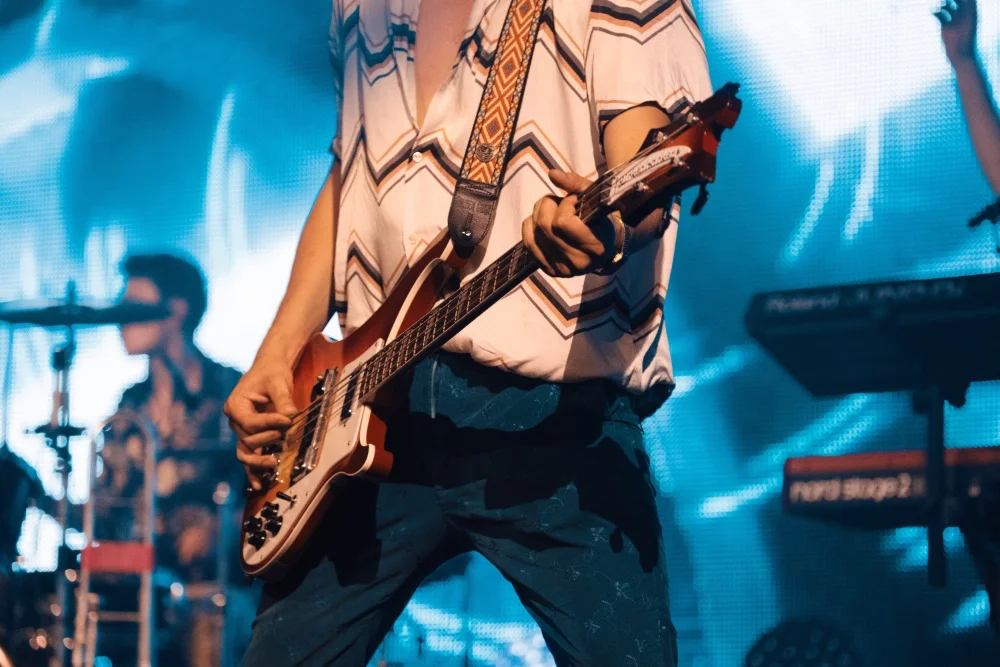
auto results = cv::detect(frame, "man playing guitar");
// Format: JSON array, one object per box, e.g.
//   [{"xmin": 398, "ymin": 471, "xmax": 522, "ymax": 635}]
[{"xmin": 226, "ymin": 1, "xmax": 713, "ymax": 665}]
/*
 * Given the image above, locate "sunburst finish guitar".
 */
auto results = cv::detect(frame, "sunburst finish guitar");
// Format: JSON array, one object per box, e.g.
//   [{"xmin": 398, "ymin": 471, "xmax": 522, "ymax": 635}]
[{"xmin": 240, "ymin": 83, "xmax": 743, "ymax": 579}]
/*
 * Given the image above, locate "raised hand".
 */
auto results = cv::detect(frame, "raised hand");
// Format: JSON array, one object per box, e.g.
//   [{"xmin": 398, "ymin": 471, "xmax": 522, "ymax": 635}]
[{"xmin": 936, "ymin": 0, "xmax": 978, "ymax": 64}]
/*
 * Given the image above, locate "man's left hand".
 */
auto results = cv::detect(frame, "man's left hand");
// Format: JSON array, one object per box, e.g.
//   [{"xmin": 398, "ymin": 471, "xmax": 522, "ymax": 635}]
[{"xmin": 522, "ymin": 169, "xmax": 617, "ymax": 277}]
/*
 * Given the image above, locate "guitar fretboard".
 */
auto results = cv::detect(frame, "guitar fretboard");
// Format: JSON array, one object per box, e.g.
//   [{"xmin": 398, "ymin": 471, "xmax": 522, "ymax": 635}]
[{"xmin": 356, "ymin": 180, "xmax": 611, "ymax": 399}]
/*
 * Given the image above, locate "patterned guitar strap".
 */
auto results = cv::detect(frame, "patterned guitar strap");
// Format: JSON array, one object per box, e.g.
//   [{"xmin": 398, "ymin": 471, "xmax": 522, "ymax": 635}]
[{"xmin": 446, "ymin": 0, "xmax": 547, "ymax": 254}]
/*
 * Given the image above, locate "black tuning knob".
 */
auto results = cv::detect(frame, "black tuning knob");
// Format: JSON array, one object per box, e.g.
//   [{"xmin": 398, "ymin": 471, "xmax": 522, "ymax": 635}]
[
  {"xmin": 265, "ymin": 517, "xmax": 283, "ymax": 535},
  {"xmin": 261, "ymin": 502, "xmax": 280, "ymax": 520},
  {"xmin": 247, "ymin": 531, "xmax": 266, "ymax": 548},
  {"xmin": 243, "ymin": 517, "xmax": 263, "ymax": 533}
]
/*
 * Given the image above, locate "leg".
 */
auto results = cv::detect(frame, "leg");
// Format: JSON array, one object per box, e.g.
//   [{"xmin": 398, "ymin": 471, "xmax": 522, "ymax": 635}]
[
  {"xmin": 423, "ymin": 354, "xmax": 676, "ymax": 666},
  {"xmin": 473, "ymin": 423, "xmax": 674, "ymax": 667},
  {"xmin": 240, "ymin": 476, "xmax": 457, "ymax": 667}
]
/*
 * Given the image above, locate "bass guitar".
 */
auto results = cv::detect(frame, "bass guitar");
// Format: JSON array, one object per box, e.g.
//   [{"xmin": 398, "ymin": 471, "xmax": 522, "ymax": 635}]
[{"xmin": 241, "ymin": 83, "xmax": 743, "ymax": 579}]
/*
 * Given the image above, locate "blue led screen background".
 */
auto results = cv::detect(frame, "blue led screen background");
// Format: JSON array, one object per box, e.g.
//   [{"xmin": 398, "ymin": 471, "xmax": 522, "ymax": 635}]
[{"xmin": 1, "ymin": 1, "xmax": 999, "ymax": 665}]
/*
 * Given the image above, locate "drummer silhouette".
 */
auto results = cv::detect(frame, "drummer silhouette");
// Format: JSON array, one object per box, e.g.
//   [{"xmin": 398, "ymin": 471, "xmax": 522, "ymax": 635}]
[{"xmin": 109, "ymin": 253, "xmax": 253, "ymax": 666}]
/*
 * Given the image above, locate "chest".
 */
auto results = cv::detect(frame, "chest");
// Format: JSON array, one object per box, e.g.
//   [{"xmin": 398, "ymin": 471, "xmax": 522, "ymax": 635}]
[{"xmin": 412, "ymin": 0, "xmax": 476, "ymax": 127}]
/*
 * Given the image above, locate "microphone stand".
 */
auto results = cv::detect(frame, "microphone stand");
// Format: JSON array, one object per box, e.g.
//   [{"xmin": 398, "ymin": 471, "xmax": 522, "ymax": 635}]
[{"xmin": 968, "ymin": 196, "xmax": 1000, "ymax": 253}]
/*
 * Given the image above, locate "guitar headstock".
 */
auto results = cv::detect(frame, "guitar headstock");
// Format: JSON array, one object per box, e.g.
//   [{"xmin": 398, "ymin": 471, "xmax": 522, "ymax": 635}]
[{"xmin": 600, "ymin": 82, "xmax": 742, "ymax": 222}]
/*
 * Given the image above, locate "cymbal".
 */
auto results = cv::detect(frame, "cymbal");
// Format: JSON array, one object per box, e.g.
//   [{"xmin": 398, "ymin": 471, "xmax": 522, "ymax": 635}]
[{"xmin": 0, "ymin": 299, "xmax": 168, "ymax": 327}]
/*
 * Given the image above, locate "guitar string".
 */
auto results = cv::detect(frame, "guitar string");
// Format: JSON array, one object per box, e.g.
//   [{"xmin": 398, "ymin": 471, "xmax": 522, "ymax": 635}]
[
  {"xmin": 270, "ymin": 244, "xmax": 535, "ymax": 448},
  {"xmin": 251, "ymin": 121, "xmax": 699, "ymax": 456},
  {"xmin": 266, "ymin": 243, "xmax": 538, "ymax": 457},
  {"xmin": 257, "ymin": 138, "xmax": 689, "ymax": 458},
  {"xmin": 265, "ymin": 156, "xmax": 669, "ymax": 450},
  {"xmin": 270, "ymin": 179, "xmax": 607, "ymax": 440}
]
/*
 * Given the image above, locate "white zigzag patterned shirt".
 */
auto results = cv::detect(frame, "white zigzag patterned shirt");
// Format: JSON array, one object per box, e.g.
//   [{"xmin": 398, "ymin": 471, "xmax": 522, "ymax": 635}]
[{"xmin": 329, "ymin": 0, "xmax": 711, "ymax": 412}]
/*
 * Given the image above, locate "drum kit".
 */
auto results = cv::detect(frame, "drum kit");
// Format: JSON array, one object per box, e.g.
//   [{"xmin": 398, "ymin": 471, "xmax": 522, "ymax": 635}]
[{"xmin": 0, "ymin": 284, "xmax": 234, "ymax": 667}]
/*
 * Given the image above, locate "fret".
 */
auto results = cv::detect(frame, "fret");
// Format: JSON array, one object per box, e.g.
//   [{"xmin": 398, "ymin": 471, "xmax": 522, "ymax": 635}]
[
  {"xmin": 419, "ymin": 323, "xmax": 432, "ymax": 351},
  {"xmin": 371, "ymin": 355, "xmax": 384, "ymax": 390},
  {"xmin": 388, "ymin": 342, "xmax": 401, "ymax": 376},
  {"xmin": 358, "ymin": 364, "xmax": 371, "ymax": 398},
  {"xmin": 408, "ymin": 331, "xmax": 420, "ymax": 358},
  {"xmin": 442, "ymin": 298, "xmax": 456, "ymax": 330},
  {"xmin": 476, "ymin": 273, "xmax": 488, "ymax": 304},
  {"xmin": 467, "ymin": 276, "xmax": 481, "ymax": 311},
  {"xmin": 489, "ymin": 266, "xmax": 501, "ymax": 296},
  {"xmin": 379, "ymin": 349, "xmax": 390, "ymax": 381},
  {"xmin": 401, "ymin": 331, "xmax": 411, "ymax": 358},
  {"xmin": 459, "ymin": 284, "xmax": 470, "ymax": 319}
]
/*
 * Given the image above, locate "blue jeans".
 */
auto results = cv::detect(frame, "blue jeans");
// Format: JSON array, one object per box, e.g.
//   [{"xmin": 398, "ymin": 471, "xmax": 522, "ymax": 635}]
[{"xmin": 241, "ymin": 353, "xmax": 676, "ymax": 666}]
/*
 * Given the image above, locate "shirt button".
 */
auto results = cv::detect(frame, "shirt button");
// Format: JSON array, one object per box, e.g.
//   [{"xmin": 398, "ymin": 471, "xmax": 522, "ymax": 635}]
[{"xmin": 411, "ymin": 151, "xmax": 423, "ymax": 163}]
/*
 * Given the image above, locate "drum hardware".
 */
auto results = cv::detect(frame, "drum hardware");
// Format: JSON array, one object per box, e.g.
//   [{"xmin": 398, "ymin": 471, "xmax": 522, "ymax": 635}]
[{"xmin": 1, "ymin": 283, "xmax": 168, "ymax": 667}]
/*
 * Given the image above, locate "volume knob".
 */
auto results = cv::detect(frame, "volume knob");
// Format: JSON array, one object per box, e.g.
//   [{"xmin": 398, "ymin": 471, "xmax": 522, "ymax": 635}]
[
  {"xmin": 247, "ymin": 531, "xmax": 266, "ymax": 548},
  {"xmin": 243, "ymin": 517, "xmax": 263, "ymax": 533}
]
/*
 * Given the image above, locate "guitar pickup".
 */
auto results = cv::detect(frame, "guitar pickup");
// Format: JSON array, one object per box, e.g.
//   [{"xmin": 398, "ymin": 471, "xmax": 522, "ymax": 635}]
[{"xmin": 291, "ymin": 369, "xmax": 337, "ymax": 482}]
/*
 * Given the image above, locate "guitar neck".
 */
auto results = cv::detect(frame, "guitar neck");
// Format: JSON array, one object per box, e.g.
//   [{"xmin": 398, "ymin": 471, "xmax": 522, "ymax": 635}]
[
  {"xmin": 357, "ymin": 182, "xmax": 610, "ymax": 399},
  {"xmin": 354, "ymin": 82, "xmax": 745, "ymax": 399}
]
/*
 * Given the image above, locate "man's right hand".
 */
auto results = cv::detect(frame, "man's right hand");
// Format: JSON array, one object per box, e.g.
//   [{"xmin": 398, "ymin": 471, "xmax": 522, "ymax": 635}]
[
  {"xmin": 224, "ymin": 357, "xmax": 298, "ymax": 490},
  {"xmin": 937, "ymin": 0, "xmax": 978, "ymax": 65}
]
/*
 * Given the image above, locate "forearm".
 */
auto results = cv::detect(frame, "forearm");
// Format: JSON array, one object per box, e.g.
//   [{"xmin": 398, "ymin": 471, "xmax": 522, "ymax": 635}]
[
  {"xmin": 255, "ymin": 163, "xmax": 341, "ymax": 365},
  {"xmin": 953, "ymin": 55, "xmax": 1000, "ymax": 193},
  {"xmin": 602, "ymin": 105, "xmax": 675, "ymax": 251}
]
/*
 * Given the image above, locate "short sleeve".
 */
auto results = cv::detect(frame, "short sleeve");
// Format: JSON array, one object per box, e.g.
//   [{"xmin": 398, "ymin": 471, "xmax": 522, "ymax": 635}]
[
  {"xmin": 328, "ymin": 0, "xmax": 345, "ymax": 159},
  {"xmin": 585, "ymin": 0, "xmax": 712, "ymax": 140}
]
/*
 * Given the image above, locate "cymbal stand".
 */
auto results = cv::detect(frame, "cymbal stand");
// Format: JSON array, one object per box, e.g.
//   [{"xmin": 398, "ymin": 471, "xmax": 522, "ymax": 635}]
[{"xmin": 31, "ymin": 283, "xmax": 86, "ymax": 667}]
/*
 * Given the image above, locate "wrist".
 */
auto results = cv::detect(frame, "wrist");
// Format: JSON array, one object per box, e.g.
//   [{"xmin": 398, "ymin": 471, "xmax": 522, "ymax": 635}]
[
  {"xmin": 949, "ymin": 49, "xmax": 980, "ymax": 71},
  {"xmin": 254, "ymin": 334, "xmax": 306, "ymax": 368},
  {"xmin": 594, "ymin": 211, "xmax": 629, "ymax": 276}
]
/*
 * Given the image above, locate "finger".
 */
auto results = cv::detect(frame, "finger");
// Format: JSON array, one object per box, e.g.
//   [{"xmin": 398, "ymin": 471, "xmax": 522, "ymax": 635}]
[
  {"xmin": 267, "ymin": 377, "xmax": 298, "ymax": 417},
  {"xmin": 236, "ymin": 445, "xmax": 278, "ymax": 470},
  {"xmin": 550, "ymin": 213, "xmax": 609, "ymax": 260},
  {"xmin": 522, "ymin": 215, "xmax": 557, "ymax": 275},
  {"xmin": 530, "ymin": 197, "xmax": 565, "ymax": 271},
  {"xmin": 533, "ymin": 198, "xmax": 581, "ymax": 272},
  {"xmin": 243, "ymin": 468, "xmax": 262, "ymax": 492},
  {"xmin": 244, "ymin": 390, "xmax": 272, "ymax": 405},
  {"xmin": 534, "ymin": 230, "xmax": 575, "ymax": 277},
  {"xmin": 549, "ymin": 196, "xmax": 607, "ymax": 258},
  {"xmin": 228, "ymin": 411, "xmax": 292, "ymax": 439},
  {"xmin": 241, "ymin": 429, "xmax": 285, "ymax": 449},
  {"xmin": 226, "ymin": 395, "xmax": 292, "ymax": 429},
  {"xmin": 549, "ymin": 169, "xmax": 592, "ymax": 194}
]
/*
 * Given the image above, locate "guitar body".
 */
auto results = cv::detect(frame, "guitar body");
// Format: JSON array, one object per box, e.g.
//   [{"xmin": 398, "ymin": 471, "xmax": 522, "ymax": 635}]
[{"xmin": 240, "ymin": 230, "xmax": 460, "ymax": 579}]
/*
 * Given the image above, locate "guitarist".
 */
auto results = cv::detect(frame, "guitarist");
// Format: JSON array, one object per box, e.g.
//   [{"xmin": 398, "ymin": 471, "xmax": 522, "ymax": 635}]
[
  {"xmin": 939, "ymin": 0, "xmax": 1000, "ymax": 194},
  {"xmin": 226, "ymin": 1, "xmax": 712, "ymax": 665}
]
